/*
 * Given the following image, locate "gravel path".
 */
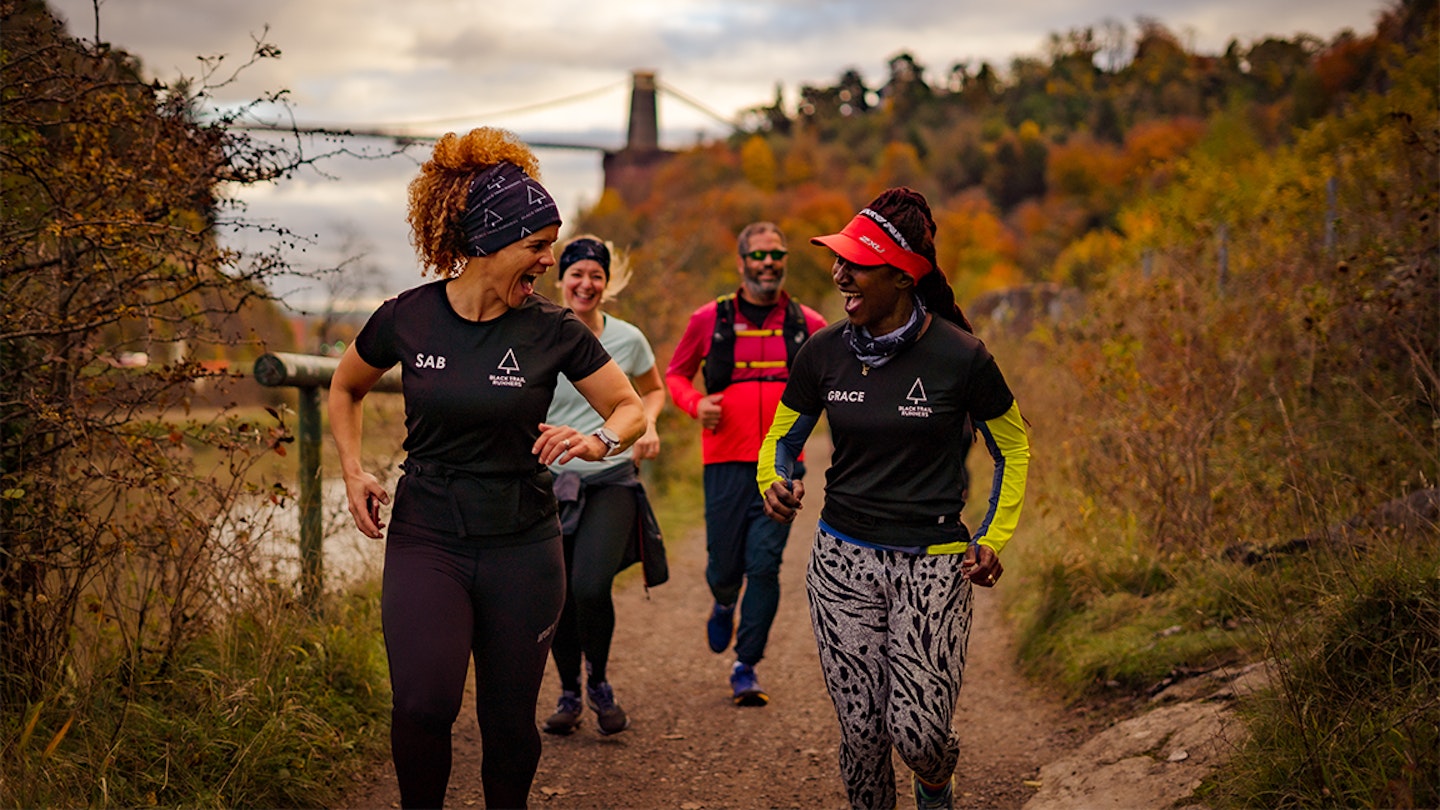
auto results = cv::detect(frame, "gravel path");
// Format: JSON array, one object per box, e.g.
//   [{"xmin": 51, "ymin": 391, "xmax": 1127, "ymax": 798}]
[{"xmin": 344, "ymin": 440, "xmax": 1084, "ymax": 809}]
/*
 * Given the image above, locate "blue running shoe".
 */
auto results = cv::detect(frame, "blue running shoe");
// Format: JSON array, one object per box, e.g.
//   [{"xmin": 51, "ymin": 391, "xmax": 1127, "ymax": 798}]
[
  {"xmin": 706, "ymin": 602, "xmax": 736, "ymax": 653},
  {"xmin": 542, "ymin": 690, "xmax": 582, "ymax": 735},
  {"xmin": 585, "ymin": 681, "xmax": 631, "ymax": 736},
  {"xmin": 912, "ymin": 774, "xmax": 955, "ymax": 810},
  {"xmin": 729, "ymin": 662, "xmax": 769, "ymax": 706}
]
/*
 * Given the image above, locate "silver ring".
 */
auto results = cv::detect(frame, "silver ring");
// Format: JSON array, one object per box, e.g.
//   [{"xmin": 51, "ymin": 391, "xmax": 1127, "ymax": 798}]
[{"xmin": 562, "ymin": 439, "xmax": 571, "ymax": 448}]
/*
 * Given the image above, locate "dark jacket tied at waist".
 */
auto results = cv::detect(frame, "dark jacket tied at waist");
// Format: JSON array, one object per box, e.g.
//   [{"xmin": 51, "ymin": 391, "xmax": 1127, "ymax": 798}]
[{"xmin": 553, "ymin": 463, "xmax": 669, "ymax": 589}]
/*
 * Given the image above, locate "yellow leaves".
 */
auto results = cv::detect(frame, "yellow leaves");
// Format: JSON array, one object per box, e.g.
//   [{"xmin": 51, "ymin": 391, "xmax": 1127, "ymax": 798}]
[
  {"xmin": 43, "ymin": 714, "xmax": 74, "ymax": 757},
  {"xmin": 15, "ymin": 702, "xmax": 73, "ymax": 759},
  {"xmin": 868, "ymin": 141, "xmax": 925, "ymax": 196},
  {"xmin": 1052, "ymin": 229, "xmax": 1126, "ymax": 288},
  {"xmin": 739, "ymin": 135, "xmax": 777, "ymax": 192}
]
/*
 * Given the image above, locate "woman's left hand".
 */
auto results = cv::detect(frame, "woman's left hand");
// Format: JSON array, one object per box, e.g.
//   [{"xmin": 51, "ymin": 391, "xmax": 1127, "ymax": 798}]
[
  {"xmin": 535, "ymin": 423, "xmax": 607, "ymax": 464},
  {"xmin": 631, "ymin": 422, "xmax": 661, "ymax": 461},
  {"xmin": 961, "ymin": 543, "xmax": 1004, "ymax": 588}
]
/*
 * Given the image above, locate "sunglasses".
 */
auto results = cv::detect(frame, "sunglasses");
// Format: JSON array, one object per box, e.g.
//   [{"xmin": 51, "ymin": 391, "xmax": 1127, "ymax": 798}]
[{"xmin": 743, "ymin": 249, "xmax": 788, "ymax": 261}]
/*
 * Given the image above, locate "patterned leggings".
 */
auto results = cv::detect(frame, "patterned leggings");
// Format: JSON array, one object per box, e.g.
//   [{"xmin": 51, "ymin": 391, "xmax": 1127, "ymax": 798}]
[{"xmin": 806, "ymin": 527, "xmax": 974, "ymax": 810}]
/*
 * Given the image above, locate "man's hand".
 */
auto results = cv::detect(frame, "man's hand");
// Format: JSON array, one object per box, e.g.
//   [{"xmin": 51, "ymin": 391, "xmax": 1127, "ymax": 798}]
[
  {"xmin": 762, "ymin": 479, "xmax": 805, "ymax": 523},
  {"xmin": 696, "ymin": 393, "xmax": 724, "ymax": 430},
  {"xmin": 960, "ymin": 543, "xmax": 1004, "ymax": 587}
]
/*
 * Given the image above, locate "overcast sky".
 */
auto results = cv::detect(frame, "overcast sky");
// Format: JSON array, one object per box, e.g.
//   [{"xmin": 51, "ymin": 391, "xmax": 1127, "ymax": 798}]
[{"xmin": 49, "ymin": 0, "xmax": 1388, "ymax": 308}]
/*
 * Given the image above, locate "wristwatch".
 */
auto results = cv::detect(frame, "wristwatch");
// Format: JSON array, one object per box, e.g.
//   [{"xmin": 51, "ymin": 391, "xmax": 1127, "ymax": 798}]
[{"xmin": 592, "ymin": 427, "xmax": 621, "ymax": 456}]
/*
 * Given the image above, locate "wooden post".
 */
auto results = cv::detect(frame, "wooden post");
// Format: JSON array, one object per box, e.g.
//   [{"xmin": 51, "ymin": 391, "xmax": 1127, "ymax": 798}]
[
  {"xmin": 252, "ymin": 352, "xmax": 401, "ymax": 609},
  {"xmin": 1217, "ymin": 224, "xmax": 1229, "ymax": 297},
  {"xmin": 297, "ymin": 385, "xmax": 323, "ymax": 609},
  {"xmin": 1325, "ymin": 176, "xmax": 1338, "ymax": 255}
]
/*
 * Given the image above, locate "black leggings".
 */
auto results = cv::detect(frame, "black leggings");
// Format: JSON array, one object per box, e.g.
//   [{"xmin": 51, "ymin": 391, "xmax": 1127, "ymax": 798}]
[
  {"xmin": 381, "ymin": 520, "xmax": 565, "ymax": 809},
  {"xmin": 550, "ymin": 484, "xmax": 635, "ymax": 690}
]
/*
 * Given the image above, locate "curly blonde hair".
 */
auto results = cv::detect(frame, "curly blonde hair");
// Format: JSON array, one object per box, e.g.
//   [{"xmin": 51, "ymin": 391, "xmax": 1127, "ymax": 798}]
[
  {"xmin": 555, "ymin": 234, "xmax": 634, "ymax": 303},
  {"xmin": 407, "ymin": 127, "xmax": 543, "ymax": 277}
]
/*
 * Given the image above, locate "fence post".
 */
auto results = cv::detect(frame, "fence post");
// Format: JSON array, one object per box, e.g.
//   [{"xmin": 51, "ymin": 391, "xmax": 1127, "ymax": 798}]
[
  {"xmin": 1217, "ymin": 223, "xmax": 1229, "ymax": 297},
  {"xmin": 252, "ymin": 351, "xmax": 401, "ymax": 610},
  {"xmin": 1325, "ymin": 176, "xmax": 1338, "ymax": 254},
  {"xmin": 297, "ymin": 385, "xmax": 323, "ymax": 609}
]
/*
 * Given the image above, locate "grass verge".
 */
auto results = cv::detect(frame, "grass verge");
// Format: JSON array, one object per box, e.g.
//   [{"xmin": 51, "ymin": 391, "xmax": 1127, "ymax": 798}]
[
  {"xmin": 2, "ymin": 583, "xmax": 391, "ymax": 809},
  {"xmin": 1210, "ymin": 542, "xmax": 1440, "ymax": 808}
]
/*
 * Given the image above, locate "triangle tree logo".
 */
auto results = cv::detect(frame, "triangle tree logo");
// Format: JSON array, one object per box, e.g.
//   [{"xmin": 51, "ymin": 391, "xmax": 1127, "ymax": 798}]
[
  {"xmin": 498, "ymin": 349, "xmax": 521, "ymax": 374},
  {"xmin": 906, "ymin": 378, "xmax": 927, "ymax": 404}
]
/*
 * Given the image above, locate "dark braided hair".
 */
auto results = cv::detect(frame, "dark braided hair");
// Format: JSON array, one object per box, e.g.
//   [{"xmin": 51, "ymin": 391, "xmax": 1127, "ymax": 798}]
[{"xmin": 865, "ymin": 187, "xmax": 973, "ymax": 333}]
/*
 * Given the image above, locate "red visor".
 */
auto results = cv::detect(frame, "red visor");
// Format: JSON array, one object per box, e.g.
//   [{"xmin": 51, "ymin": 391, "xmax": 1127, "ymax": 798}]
[{"xmin": 811, "ymin": 210, "xmax": 933, "ymax": 282}]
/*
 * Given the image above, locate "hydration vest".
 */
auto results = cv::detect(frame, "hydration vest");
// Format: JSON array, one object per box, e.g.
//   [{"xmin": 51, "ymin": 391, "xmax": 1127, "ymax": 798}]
[{"xmin": 702, "ymin": 294, "xmax": 811, "ymax": 394}]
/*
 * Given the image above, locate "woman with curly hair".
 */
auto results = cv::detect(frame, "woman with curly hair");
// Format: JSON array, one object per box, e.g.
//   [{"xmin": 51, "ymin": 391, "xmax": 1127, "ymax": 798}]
[{"xmin": 329, "ymin": 127, "xmax": 646, "ymax": 808}]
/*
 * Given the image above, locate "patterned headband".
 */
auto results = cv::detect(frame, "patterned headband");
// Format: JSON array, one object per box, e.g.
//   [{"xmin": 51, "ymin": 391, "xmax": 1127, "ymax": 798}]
[{"xmin": 458, "ymin": 162, "xmax": 561, "ymax": 256}]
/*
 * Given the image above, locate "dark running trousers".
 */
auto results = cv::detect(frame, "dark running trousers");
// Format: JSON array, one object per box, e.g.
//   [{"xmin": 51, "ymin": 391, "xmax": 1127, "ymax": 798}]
[
  {"xmin": 703, "ymin": 461, "xmax": 793, "ymax": 665},
  {"xmin": 550, "ymin": 483, "xmax": 636, "ymax": 690},
  {"xmin": 381, "ymin": 520, "xmax": 565, "ymax": 809}
]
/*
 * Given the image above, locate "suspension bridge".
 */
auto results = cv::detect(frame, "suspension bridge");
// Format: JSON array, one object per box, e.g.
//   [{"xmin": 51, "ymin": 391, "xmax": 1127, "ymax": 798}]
[{"xmin": 234, "ymin": 70, "xmax": 739, "ymax": 202}]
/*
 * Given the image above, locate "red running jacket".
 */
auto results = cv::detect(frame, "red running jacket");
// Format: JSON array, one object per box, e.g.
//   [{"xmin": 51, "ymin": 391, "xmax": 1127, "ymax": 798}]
[{"xmin": 665, "ymin": 289, "xmax": 827, "ymax": 465}]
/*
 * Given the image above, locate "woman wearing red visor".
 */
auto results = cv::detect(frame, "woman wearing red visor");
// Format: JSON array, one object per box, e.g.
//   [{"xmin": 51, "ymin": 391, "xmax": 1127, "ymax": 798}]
[{"xmin": 758, "ymin": 187, "xmax": 1030, "ymax": 810}]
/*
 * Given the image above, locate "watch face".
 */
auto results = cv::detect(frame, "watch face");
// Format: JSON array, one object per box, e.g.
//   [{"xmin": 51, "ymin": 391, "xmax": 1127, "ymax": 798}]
[{"xmin": 596, "ymin": 427, "xmax": 619, "ymax": 447}]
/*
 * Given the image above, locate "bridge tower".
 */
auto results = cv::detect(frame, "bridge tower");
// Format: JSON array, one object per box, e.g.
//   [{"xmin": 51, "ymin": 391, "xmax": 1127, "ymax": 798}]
[{"xmin": 603, "ymin": 69, "xmax": 674, "ymax": 206}]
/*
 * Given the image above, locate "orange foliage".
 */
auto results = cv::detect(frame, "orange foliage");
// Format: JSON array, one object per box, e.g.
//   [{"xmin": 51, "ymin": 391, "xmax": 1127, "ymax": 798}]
[
  {"xmin": 932, "ymin": 192, "xmax": 1022, "ymax": 300},
  {"xmin": 866, "ymin": 141, "xmax": 926, "ymax": 199},
  {"xmin": 1314, "ymin": 35, "xmax": 1374, "ymax": 96},
  {"xmin": 1047, "ymin": 134, "xmax": 1126, "ymax": 200},
  {"xmin": 1122, "ymin": 117, "xmax": 1205, "ymax": 179},
  {"xmin": 781, "ymin": 135, "xmax": 819, "ymax": 186}
]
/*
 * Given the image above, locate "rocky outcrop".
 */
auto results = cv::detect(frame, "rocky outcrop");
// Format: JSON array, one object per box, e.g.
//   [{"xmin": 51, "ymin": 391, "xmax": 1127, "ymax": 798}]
[{"xmin": 1023, "ymin": 662, "xmax": 1272, "ymax": 810}]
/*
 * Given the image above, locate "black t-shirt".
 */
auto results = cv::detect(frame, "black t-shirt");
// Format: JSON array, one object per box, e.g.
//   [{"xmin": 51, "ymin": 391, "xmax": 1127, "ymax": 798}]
[
  {"xmin": 354, "ymin": 280, "xmax": 610, "ymax": 538},
  {"xmin": 781, "ymin": 317, "xmax": 1014, "ymax": 546},
  {"xmin": 736, "ymin": 298, "xmax": 775, "ymax": 330}
]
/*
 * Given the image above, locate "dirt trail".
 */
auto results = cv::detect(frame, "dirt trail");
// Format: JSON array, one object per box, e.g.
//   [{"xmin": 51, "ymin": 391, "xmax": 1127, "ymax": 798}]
[{"xmin": 345, "ymin": 440, "xmax": 1087, "ymax": 809}]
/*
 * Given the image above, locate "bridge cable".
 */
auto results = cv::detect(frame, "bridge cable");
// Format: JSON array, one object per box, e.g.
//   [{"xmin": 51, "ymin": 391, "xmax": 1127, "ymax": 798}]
[
  {"xmin": 655, "ymin": 79, "xmax": 740, "ymax": 129},
  {"xmin": 231, "ymin": 79, "xmax": 630, "ymax": 147}
]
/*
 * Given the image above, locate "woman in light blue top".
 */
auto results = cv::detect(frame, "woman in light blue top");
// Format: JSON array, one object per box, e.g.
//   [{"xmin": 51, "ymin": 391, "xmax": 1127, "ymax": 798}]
[{"xmin": 540, "ymin": 235, "xmax": 666, "ymax": 737}]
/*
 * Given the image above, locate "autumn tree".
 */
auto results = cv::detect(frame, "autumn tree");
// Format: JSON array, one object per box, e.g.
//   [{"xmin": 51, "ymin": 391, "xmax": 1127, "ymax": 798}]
[{"xmin": 0, "ymin": 0, "xmax": 357, "ymax": 704}]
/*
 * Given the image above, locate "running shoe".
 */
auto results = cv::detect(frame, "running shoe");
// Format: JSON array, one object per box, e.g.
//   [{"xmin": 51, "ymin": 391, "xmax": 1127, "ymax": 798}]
[
  {"xmin": 729, "ymin": 662, "xmax": 769, "ymax": 707},
  {"xmin": 707, "ymin": 601, "xmax": 736, "ymax": 653},
  {"xmin": 912, "ymin": 774, "xmax": 955, "ymax": 810},
  {"xmin": 541, "ymin": 690, "xmax": 583, "ymax": 735},
  {"xmin": 585, "ymin": 681, "xmax": 631, "ymax": 735}
]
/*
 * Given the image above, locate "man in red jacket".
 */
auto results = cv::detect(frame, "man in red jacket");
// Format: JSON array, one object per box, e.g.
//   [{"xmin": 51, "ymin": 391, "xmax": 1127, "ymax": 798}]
[{"xmin": 666, "ymin": 222, "xmax": 827, "ymax": 706}]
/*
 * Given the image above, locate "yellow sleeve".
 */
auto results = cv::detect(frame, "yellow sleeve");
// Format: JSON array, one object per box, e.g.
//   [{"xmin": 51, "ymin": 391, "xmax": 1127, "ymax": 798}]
[
  {"xmin": 972, "ymin": 401, "xmax": 1029, "ymax": 555},
  {"xmin": 757, "ymin": 401, "xmax": 816, "ymax": 497}
]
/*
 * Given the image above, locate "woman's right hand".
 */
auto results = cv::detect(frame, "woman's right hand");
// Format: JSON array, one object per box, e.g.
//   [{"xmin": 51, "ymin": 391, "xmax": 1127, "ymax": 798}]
[
  {"xmin": 344, "ymin": 471, "xmax": 390, "ymax": 539},
  {"xmin": 762, "ymin": 479, "xmax": 804, "ymax": 524}
]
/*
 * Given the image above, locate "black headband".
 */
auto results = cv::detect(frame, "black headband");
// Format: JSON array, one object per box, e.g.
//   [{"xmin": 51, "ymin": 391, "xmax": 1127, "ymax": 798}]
[
  {"xmin": 458, "ymin": 162, "xmax": 561, "ymax": 256},
  {"xmin": 558, "ymin": 238, "xmax": 611, "ymax": 278}
]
